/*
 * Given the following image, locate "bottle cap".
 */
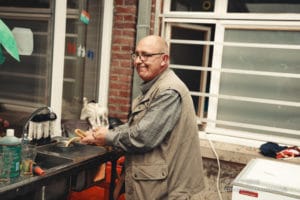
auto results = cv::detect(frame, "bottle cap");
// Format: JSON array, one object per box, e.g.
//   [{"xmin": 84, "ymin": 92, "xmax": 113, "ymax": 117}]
[{"xmin": 6, "ymin": 129, "xmax": 15, "ymax": 137}]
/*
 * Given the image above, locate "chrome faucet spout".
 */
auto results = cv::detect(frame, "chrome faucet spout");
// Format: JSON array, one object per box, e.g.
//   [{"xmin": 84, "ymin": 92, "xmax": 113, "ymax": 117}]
[{"xmin": 22, "ymin": 106, "xmax": 53, "ymax": 144}]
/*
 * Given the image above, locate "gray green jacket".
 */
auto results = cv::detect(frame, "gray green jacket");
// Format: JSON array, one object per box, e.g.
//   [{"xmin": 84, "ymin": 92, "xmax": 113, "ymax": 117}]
[{"xmin": 124, "ymin": 69, "xmax": 205, "ymax": 200}]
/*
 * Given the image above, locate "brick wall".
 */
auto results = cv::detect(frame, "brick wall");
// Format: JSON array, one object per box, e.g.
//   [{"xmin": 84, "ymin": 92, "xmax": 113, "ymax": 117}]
[
  {"xmin": 108, "ymin": 0, "xmax": 138, "ymax": 121},
  {"xmin": 110, "ymin": 0, "xmax": 155, "ymax": 121},
  {"xmin": 109, "ymin": 0, "xmax": 156, "ymax": 122}
]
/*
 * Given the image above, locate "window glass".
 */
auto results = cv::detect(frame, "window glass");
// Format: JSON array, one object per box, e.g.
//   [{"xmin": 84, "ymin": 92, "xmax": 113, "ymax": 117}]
[
  {"xmin": 67, "ymin": 0, "xmax": 81, "ymax": 9},
  {"xmin": 171, "ymin": 0, "xmax": 215, "ymax": 12},
  {"xmin": 163, "ymin": 0, "xmax": 300, "ymax": 142},
  {"xmin": 225, "ymin": 29, "xmax": 300, "ymax": 45},
  {"xmin": 222, "ymin": 46, "xmax": 300, "ymax": 74},
  {"xmin": 219, "ymin": 72, "xmax": 299, "ymax": 103},
  {"xmin": 218, "ymin": 28, "xmax": 300, "ymax": 136},
  {"xmin": 217, "ymin": 100, "xmax": 300, "ymax": 138},
  {"xmin": 169, "ymin": 23, "xmax": 214, "ymax": 117},
  {"xmin": 0, "ymin": 0, "xmax": 50, "ymax": 8},
  {"xmin": 228, "ymin": 0, "xmax": 300, "ymax": 13},
  {"xmin": 62, "ymin": 0, "xmax": 103, "ymax": 120},
  {"xmin": 0, "ymin": 16, "xmax": 52, "ymax": 106}
]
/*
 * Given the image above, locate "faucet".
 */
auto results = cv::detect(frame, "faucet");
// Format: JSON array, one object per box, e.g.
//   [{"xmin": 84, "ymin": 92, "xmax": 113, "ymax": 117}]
[{"xmin": 22, "ymin": 106, "xmax": 54, "ymax": 145}]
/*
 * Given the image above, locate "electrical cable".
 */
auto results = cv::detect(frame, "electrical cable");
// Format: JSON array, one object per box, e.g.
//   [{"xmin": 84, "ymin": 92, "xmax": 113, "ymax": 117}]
[{"xmin": 207, "ymin": 134, "xmax": 224, "ymax": 200}]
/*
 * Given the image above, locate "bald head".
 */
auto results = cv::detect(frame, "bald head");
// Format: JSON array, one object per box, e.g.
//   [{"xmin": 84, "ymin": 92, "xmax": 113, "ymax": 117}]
[
  {"xmin": 133, "ymin": 35, "xmax": 170, "ymax": 81},
  {"xmin": 137, "ymin": 35, "xmax": 169, "ymax": 55}
]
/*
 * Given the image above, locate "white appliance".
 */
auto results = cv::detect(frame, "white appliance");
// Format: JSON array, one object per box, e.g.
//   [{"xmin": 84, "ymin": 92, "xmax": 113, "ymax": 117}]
[{"xmin": 232, "ymin": 158, "xmax": 300, "ymax": 200}]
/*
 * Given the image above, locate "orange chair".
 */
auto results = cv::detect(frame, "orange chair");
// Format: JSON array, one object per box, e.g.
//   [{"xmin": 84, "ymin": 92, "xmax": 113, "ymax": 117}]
[
  {"xmin": 68, "ymin": 156, "xmax": 125, "ymax": 200},
  {"xmin": 98, "ymin": 156, "xmax": 125, "ymax": 200}
]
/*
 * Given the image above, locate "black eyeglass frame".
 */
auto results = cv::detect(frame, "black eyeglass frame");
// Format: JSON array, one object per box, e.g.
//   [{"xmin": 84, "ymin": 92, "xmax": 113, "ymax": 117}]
[{"xmin": 131, "ymin": 52, "xmax": 165, "ymax": 60}]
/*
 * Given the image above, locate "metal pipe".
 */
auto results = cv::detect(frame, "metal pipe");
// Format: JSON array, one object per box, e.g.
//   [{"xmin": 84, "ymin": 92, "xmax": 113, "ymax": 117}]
[{"xmin": 131, "ymin": 0, "xmax": 152, "ymax": 100}]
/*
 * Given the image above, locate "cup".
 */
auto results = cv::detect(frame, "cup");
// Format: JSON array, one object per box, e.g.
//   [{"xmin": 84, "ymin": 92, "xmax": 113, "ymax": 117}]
[{"xmin": 20, "ymin": 144, "xmax": 37, "ymax": 176}]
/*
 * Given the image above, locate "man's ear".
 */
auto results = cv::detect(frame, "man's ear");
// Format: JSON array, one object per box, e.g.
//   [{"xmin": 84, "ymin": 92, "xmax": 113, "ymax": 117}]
[{"xmin": 161, "ymin": 54, "xmax": 169, "ymax": 66}]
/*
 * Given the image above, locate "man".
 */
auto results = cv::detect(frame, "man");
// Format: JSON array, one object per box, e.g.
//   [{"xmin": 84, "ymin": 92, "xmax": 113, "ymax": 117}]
[{"xmin": 82, "ymin": 35, "xmax": 205, "ymax": 200}]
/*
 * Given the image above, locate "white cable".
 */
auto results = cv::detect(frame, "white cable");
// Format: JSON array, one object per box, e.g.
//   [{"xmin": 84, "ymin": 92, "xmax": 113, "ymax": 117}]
[{"xmin": 207, "ymin": 134, "xmax": 224, "ymax": 200}]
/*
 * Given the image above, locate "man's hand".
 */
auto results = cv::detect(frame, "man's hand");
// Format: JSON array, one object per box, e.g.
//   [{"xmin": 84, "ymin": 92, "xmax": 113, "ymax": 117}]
[{"xmin": 81, "ymin": 126, "xmax": 108, "ymax": 146}]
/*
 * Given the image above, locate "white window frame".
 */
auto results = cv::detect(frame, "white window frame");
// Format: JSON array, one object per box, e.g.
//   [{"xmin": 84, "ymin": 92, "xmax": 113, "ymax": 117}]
[
  {"xmin": 205, "ymin": 20, "xmax": 300, "ymax": 144},
  {"xmin": 51, "ymin": 0, "xmax": 67, "ymax": 135},
  {"xmin": 51, "ymin": 0, "xmax": 113, "ymax": 135},
  {"xmin": 160, "ymin": 0, "xmax": 300, "ymax": 146}
]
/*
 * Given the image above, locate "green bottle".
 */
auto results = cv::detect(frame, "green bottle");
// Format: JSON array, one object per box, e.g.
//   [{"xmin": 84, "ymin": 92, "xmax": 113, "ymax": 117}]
[{"xmin": 0, "ymin": 129, "xmax": 21, "ymax": 178}]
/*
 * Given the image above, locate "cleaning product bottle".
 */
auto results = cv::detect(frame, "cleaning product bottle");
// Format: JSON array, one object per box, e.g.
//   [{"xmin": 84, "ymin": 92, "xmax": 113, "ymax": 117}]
[{"xmin": 0, "ymin": 129, "xmax": 21, "ymax": 178}]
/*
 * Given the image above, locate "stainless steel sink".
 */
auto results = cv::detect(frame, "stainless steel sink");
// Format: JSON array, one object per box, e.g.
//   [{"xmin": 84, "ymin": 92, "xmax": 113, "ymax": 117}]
[
  {"xmin": 35, "ymin": 140, "xmax": 108, "ymax": 192},
  {"xmin": 34, "ymin": 152, "xmax": 73, "ymax": 170},
  {"xmin": 37, "ymin": 141, "xmax": 107, "ymax": 160},
  {"xmin": 0, "ymin": 139, "xmax": 110, "ymax": 200}
]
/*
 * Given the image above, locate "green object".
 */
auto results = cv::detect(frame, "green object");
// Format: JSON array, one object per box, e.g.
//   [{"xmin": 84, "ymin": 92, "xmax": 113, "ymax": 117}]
[
  {"xmin": 0, "ymin": 129, "xmax": 21, "ymax": 178},
  {"xmin": 0, "ymin": 19, "xmax": 20, "ymax": 62},
  {"xmin": 0, "ymin": 48, "xmax": 5, "ymax": 64}
]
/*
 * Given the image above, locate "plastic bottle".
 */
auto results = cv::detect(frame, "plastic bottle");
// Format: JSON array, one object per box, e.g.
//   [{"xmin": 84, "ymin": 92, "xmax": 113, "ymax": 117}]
[{"xmin": 0, "ymin": 129, "xmax": 21, "ymax": 178}]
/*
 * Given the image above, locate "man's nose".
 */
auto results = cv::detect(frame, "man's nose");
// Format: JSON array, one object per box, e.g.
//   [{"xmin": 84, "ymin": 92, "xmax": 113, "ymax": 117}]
[{"xmin": 135, "ymin": 55, "xmax": 143, "ymax": 63}]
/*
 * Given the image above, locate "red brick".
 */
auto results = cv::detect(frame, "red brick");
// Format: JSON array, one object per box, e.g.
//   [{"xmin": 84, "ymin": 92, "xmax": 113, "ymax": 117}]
[
  {"xmin": 115, "ymin": 0, "xmax": 124, "ymax": 6},
  {"xmin": 119, "ymin": 91, "xmax": 131, "ymax": 97},
  {"xmin": 124, "ymin": 15, "xmax": 136, "ymax": 21},
  {"xmin": 115, "ymin": 6, "xmax": 136, "ymax": 14},
  {"xmin": 114, "ymin": 21, "xmax": 136, "ymax": 29},
  {"xmin": 125, "ymin": 0, "xmax": 136, "ymax": 6},
  {"xmin": 114, "ymin": 15, "xmax": 124, "ymax": 22}
]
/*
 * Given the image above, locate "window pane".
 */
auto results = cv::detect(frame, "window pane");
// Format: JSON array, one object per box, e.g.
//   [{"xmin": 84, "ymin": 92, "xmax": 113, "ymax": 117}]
[
  {"xmin": 217, "ymin": 100, "xmax": 300, "ymax": 137},
  {"xmin": 173, "ymin": 68, "xmax": 202, "ymax": 92},
  {"xmin": 171, "ymin": 43, "xmax": 205, "ymax": 66},
  {"xmin": 218, "ymin": 28, "xmax": 300, "ymax": 135},
  {"xmin": 0, "ymin": 18, "xmax": 52, "ymax": 106},
  {"xmin": 169, "ymin": 23, "xmax": 214, "ymax": 117},
  {"xmin": 172, "ymin": 24, "xmax": 213, "ymax": 40},
  {"xmin": 67, "ymin": 0, "xmax": 81, "ymax": 9},
  {"xmin": 222, "ymin": 46, "xmax": 300, "ymax": 74},
  {"xmin": 220, "ymin": 73, "xmax": 299, "ymax": 103},
  {"xmin": 171, "ymin": 0, "xmax": 215, "ymax": 12},
  {"xmin": 173, "ymin": 68, "xmax": 211, "ymax": 116},
  {"xmin": 62, "ymin": 0, "xmax": 103, "ymax": 120},
  {"xmin": 228, "ymin": 0, "xmax": 300, "ymax": 13},
  {"xmin": 225, "ymin": 29, "xmax": 300, "ymax": 45},
  {"xmin": 223, "ymin": 29, "xmax": 300, "ymax": 74},
  {"xmin": 0, "ymin": 0, "xmax": 50, "ymax": 8}
]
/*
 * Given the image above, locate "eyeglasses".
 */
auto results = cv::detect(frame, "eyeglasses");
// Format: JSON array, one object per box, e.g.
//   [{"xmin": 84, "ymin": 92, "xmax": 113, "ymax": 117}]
[{"xmin": 131, "ymin": 52, "xmax": 165, "ymax": 61}]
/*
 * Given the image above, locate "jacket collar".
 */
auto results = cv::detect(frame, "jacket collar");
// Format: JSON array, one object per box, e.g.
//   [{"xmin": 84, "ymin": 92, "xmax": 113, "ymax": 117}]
[{"xmin": 140, "ymin": 68, "xmax": 170, "ymax": 95}]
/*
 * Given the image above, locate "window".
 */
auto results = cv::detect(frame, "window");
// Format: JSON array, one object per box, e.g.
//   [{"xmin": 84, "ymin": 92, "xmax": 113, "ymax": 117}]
[
  {"xmin": 165, "ymin": 23, "xmax": 214, "ymax": 119},
  {"xmin": 0, "ymin": 1, "xmax": 54, "ymax": 108},
  {"xmin": 216, "ymin": 26, "xmax": 300, "ymax": 139},
  {"xmin": 227, "ymin": 0, "xmax": 300, "ymax": 13},
  {"xmin": 0, "ymin": 0, "xmax": 108, "ymax": 137},
  {"xmin": 62, "ymin": 0, "xmax": 104, "ymax": 120},
  {"xmin": 171, "ymin": 0, "xmax": 215, "ymax": 12},
  {"xmin": 161, "ymin": 0, "xmax": 300, "ymax": 145}
]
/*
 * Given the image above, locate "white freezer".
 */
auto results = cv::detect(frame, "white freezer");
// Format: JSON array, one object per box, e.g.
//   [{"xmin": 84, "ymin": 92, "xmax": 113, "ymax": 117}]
[{"xmin": 232, "ymin": 158, "xmax": 300, "ymax": 200}]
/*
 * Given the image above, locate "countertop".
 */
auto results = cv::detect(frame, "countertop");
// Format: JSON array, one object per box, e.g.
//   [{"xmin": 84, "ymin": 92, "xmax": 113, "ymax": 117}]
[{"xmin": 0, "ymin": 141, "xmax": 123, "ymax": 200}]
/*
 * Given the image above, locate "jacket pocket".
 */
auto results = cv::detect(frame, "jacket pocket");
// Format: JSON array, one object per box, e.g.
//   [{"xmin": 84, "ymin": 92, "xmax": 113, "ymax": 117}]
[
  {"xmin": 132, "ymin": 164, "xmax": 168, "ymax": 181},
  {"xmin": 128, "ymin": 164, "xmax": 169, "ymax": 200}
]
